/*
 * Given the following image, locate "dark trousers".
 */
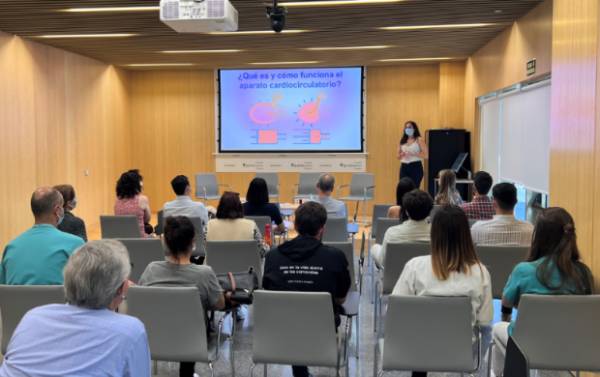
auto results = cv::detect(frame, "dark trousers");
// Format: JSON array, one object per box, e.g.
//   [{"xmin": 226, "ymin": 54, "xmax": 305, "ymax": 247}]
[
  {"xmin": 180, "ymin": 362, "xmax": 195, "ymax": 377},
  {"xmin": 400, "ymin": 161, "xmax": 424, "ymax": 188},
  {"xmin": 292, "ymin": 365, "xmax": 310, "ymax": 377}
]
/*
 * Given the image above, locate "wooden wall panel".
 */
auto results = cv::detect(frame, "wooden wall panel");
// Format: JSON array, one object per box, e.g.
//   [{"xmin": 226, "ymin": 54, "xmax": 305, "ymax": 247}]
[
  {"xmin": 0, "ymin": 31, "xmax": 130, "ymax": 248},
  {"xmin": 439, "ymin": 62, "xmax": 466, "ymax": 128},
  {"xmin": 129, "ymin": 64, "xmax": 451, "ymax": 213}
]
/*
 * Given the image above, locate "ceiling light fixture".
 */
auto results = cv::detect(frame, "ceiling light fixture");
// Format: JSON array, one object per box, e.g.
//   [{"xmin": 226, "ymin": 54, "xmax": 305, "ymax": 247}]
[
  {"xmin": 377, "ymin": 57, "xmax": 459, "ymax": 62},
  {"xmin": 380, "ymin": 23, "xmax": 496, "ymax": 31},
  {"xmin": 208, "ymin": 29, "xmax": 309, "ymax": 35},
  {"xmin": 36, "ymin": 33, "xmax": 138, "ymax": 39},
  {"xmin": 306, "ymin": 45, "xmax": 391, "ymax": 51},
  {"xmin": 280, "ymin": 0, "xmax": 403, "ymax": 7},
  {"xmin": 161, "ymin": 49, "xmax": 243, "ymax": 54},
  {"xmin": 249, "ymin": 61, "xmax": 321, "ymax": 65},
  {"xmin": 125, "ymin": 63, "xmax": 196, "ymax": 67},
  {"xmin": 62, "ymin": 6, "xmax": 160, "ymax": 13}
]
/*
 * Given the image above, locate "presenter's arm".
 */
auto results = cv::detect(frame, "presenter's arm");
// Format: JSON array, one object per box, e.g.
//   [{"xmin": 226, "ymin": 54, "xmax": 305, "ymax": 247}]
[
  {"xmin": 416, "ymin": 137, "xmax": 429, "ymax": 159},
  {"xmin": 396, "ymin": 143, "xmax": 405, "ymax": 160}
]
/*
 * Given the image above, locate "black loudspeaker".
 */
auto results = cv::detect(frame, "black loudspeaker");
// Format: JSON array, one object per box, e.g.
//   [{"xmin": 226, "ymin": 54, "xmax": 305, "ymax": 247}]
[{"xmin": 426, "ymin": 129, "xmax": 471, "ymax": 199}]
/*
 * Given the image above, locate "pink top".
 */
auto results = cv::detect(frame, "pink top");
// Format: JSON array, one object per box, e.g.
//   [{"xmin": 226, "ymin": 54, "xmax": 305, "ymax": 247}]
[{"xmin": 114, "ymin": 197, "xmax": 146, "ymax": 238}]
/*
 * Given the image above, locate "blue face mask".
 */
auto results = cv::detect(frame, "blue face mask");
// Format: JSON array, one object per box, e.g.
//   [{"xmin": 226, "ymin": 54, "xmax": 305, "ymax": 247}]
[{"xmin": 405, "ymin": 128, "xmax": 415, "ymax": 137}]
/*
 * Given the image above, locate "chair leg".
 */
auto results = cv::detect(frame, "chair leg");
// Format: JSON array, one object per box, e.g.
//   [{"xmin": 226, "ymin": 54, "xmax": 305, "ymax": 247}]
[
  {"xmin": 209, "ymin": 362, "xmax": 215, "ymax": 377},
  {"xmin": 355, "ymin": 312, "xmax": 360, "ymax": 359},
  {"xmin": 373, "ymin": 339, "xmax": 379, "ymax": 377},
  {"xmin": 263, "ymin": 364, "xmax": 267, "ymax": 377},
  {"xmin": 152, "ymin": 360, "xmax": 158, "ymax": 375},
  {"xmin": 487, "ymin": 341, "xmax": 494, "ymax": 377}
]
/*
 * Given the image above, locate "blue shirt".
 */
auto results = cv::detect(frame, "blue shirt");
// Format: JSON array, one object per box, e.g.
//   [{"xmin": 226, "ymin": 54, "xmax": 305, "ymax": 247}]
[
  {"xmin": 0, "ymin": 224, "xmax": 84, "ymax": 285},
  {"xmin": 0, "ymin": 304, "xmax": 151, "ymax": 377},
  {"xmin": 503, "ymin": 257, "xmax": 579, "ymax": 334},
  {"xmin": 309, "ymin": 195, "xmax": 347, "ymax": 218}
]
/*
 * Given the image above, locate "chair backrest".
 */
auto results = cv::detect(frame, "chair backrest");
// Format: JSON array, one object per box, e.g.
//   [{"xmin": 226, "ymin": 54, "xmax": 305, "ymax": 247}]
[
  {"xmin": 297, "ymin": 173, "xmax": 322, "ymax": 197},
  {"xmin": 252, "ymin": 290, "xmax": 338, "ymax": 367},
  {"xmin": 468, "ymin": 218, "xmax": 477, "ymax": 228},
  {"xmin": 382, "ymin": 242, "xmax": 431, "ymax": 294},
  {"xmin": 429, "ymin": 205, "xmax": 442, "ymax": 221},
  {"xmin": 245, "ymin": 215, "xmax": 272, "ymax": 236},
  {"xmin": 155, "ymin": 210, "xmax": 164, "ymax": 235},
  {"xmin": 188, "ymin": 216, "xmax": 206, "ymax": 257},
  {"xmin": 374, "ymin": 218, "xmax": 399, "ymax": 244},
  {"xmin": 476, "ymin": 245, "xmax": 529, "ymax": 299},
  {"xmin": 0, "ymin": 285, "xmax": 65, "ymax": 354},
  {"xmin": 348, "ymin": 173, "xmax": 375, "ymax": 198},
  {"xmin": 255, "ymin": 172, "xmax": 279, "ymax": 197},
  {"xmin": 322, "ymin": 216, "xmax": 348, "ymax": 242},
  {"xmin": 127, "ymin": 286, "xmax": 209, "ymax": 362},
  {"xmin": 118, "ymin": 238, "xmax": 165, "ymax": 282},
  {"xmin": 205, "ymin": 240, "xmax": 262, "ymax": 282},
  {"xmin": 512, "ymin": 295, "xmax": 600, "ymax": 372},
  {"xmin": 383, "ymin": 295, "xmax": 474, "ymax": 372},
  {"xmin": 100, "ymin": 215, "xmax": 141, "ymax": 239},
  {"xmin": 324, "ymin": 241, "xmax": 356, "ymax": 291},
  {"xmin": 371, "ymin": 204, "xmax": 393, "ymax": 236},
  {"xmin": 194, "ymin": 173, "xmax": 219, "ymax": 198}
]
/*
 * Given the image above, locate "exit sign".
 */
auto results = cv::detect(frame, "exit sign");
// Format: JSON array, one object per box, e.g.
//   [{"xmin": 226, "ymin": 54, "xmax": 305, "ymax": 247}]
[{"xmin": 527, "ymin": 59, "xmax": 536, "ymax": 76}]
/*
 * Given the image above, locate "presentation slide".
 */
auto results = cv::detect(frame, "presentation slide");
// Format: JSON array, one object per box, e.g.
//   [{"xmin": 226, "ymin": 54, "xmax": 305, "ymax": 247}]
[{"xmin": 218, "ymin": 67, "xmax": 363, "ymax": 152}]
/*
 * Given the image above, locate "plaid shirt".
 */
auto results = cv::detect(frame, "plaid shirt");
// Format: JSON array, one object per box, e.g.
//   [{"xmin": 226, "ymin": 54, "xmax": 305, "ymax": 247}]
[{"xmin": 460, "ymin": 195, "xmax": 495, "ymax": 220}]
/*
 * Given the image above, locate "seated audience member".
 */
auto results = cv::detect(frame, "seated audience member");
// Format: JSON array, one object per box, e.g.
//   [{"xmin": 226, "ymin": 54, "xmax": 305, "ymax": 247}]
[
  {"xmin": 372, "ymin": 189, "xmax": 433, "ymax": 268},
  {"xmin": 114, "ymin": 171, "xmax": 151, "ymax": 238},
  {"xmin": 243, "ymin": 177, "xmax": 285, "ymax": 233},
  {"xmin": 434, "ymin": 169, "xmax": 463, "ymax": 206},
  {"xmin": 0, "ymin": 187, "xmax": 84, "ymax": 285},
  {"xmin": 491, "ymin": 207, "xmax": 594, "ymax": 377},
  {"xmin": 139, "ymin": 216, "xmax": 224, "ymax": 377},
  {"xmin": 471, "ymin": 182, "xmax": 534, "ymax": 246},
  {"xmin": 387, "ymin": 177, "xmax": 416, "ymax": 220},
  {"xmin": 163, "ymin": 175, "xmax": 209, "ymax": 228},
  {"xmin": 460, "ymin": 171, "xmax": 495, "ymax": 221},
  {"xmin": 309, "ymin": 173, "xmax": 347, "ymax": 218},
  {"xmin": 127, "ymin": 169, "xmax": 154, "ymax": 234},
  {"xmin": 54, "ymin": 184, "xmax": 87, "ymax": 241},
  {"xmin": 206, "ymin": 191, "xmax": 266, "ymax": 253},
  {"xmin": 393, "ymin": 205, "xmax": 493, "ymax": 377},
  {"xmin": 263, "ymin": 201, "xmax": 351, "ymax": 377},
  {"xmin": 0, "ymin": 240, "xmax": 150, "ymax": 376}
]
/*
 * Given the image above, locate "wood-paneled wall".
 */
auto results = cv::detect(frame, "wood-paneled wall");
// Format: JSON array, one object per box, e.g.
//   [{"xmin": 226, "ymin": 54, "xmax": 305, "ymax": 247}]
[
  {"xmin": 129, "ymin": 63, "xmax": 465, "ymax": 213},
  {"xmin": 0, "ymin": 31, "xmax": 130, "ymax": 248}
]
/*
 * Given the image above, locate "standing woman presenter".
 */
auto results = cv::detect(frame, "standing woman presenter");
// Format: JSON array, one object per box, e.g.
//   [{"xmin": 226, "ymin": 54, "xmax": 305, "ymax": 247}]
[{"xmin": 398, "ymin": 121, "xmax": 428, "ymax": 187}]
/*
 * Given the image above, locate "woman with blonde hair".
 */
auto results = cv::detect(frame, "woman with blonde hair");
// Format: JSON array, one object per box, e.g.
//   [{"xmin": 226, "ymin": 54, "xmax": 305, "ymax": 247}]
[{"xmin": 434, "ymin": 169, "xmax": 463, "ymax": 206}]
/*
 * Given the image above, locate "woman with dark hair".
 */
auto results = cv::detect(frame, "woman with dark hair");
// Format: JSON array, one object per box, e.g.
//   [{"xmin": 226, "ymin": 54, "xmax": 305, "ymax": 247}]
[
  {"xmin": 243, "ymin": 178, "xmax": 285, "ymax": 233},
  {"xmin": 387, "ymin": 177, "xmax": 416, "ymax": 220},
  {"xmin": 393, "ymin": 205, "xmax": 492, "ymax": 377},
  {"xmin": 114, "ymin": 171, "xmax": 151, "ymax": 237},
  {"xmin": 434, "ymin": 169, "xmax": 463, "ymax": 206},
  {"xmin": 139, "ymin": 216, "xmax": 225, "ymax": 377},
  {"xmin": 398, "ymin": 120, "xmax": 428, "ymax": 187},
  {"xmin": 127, "ymin": 169, "xmax": 153, "ymax": 234},
  {"xmin": 491, "ymin": 207, "xmax": 594, "ymax": 377},
  {"xmin": 207, "ymin": 191, "xmax": 266, "ymax": 253},
  {"xmin": 54, "ymin": 184, "xmax": 87, "ymax": 241}
]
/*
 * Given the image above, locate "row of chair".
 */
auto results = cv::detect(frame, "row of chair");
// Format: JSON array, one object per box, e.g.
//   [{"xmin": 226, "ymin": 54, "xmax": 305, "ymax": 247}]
[{"xmin": 2, "ymin": 285, "xmax": 599, "ymax": 377}]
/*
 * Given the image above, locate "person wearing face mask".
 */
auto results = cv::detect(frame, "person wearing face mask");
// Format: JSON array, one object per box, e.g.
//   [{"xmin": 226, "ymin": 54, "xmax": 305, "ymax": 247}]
[
  {"xmin": 54, "ymin": 184, "xmax": 87, "ymax": 241},
  {"xmin": 398, "ymin": 120, "xmax": 428, "ymax": 188},
  {"xmin": 0, "ymin": 187, "xmax": 84, "ymax": 285}
]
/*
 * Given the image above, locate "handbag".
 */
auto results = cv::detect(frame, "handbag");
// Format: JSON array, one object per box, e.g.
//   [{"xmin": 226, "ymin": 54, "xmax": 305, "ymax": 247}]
[{"xmin": 217, "ymin": 267, "xmax": 259, "ymax": 305}]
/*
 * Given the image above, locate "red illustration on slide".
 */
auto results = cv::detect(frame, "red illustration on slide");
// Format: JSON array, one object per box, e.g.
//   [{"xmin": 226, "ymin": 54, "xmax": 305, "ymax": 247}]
[
  {"xmin": 248, "ymin": 93, "xmax": 283, "ymax": 125},
  {"xmin": 297, "ymin": 93, "xmax": 325, "ymax": 125}
]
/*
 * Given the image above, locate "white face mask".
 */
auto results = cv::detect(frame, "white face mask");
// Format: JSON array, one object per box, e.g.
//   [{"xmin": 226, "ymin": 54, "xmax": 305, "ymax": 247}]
[
  {"xmin": 405, "ymin": 128, "xmax": 415, "ymax": 137},
  {"xmin": 57, "ymin": 207, "xmax": 65, "ymax": 226}
]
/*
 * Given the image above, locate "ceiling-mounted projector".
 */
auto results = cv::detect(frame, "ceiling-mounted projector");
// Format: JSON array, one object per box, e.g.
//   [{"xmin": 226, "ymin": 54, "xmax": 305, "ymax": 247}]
[{"xmin": 160, "ymin": 0, "xmax": 238, "ymax": 33}]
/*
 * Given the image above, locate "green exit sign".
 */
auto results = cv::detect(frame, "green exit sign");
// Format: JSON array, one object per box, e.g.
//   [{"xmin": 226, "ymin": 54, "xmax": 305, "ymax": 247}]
[{"xmin": 527, "ymin": 59, "xmax": 536, "ymax": 76}]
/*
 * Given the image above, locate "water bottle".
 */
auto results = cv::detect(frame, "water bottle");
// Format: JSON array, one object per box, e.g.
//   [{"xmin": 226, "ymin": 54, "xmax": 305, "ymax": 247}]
[{"xmin": 264, "ymin": 223, "xmax": 272, "ymax": 247}]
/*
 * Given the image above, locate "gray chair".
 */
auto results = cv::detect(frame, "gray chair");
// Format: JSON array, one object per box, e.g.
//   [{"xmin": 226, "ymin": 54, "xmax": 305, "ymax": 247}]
[
  {"xmin": 127, "ymin": 286, "xmax": 227, "ymax": 377},
  {"xmin": 188, "ymin": 216, "xmax": 206, "ymax": 258},
  {"xmin": 118, "ymin": 238, "xmax": 165, "ymax": 282},
  {"xmin": 245, "ymin": 215, "xmax": 272, "ymax": 236},
  {"xmin": 369, "ymin": 204, "xmax": 393, "ymax": 241},
  {"xmin": 195, "ymin": 173, "xmax": 227, "ymax": 201},
  {"xmin": 325, "ymin": 241, "xmax": 360, "ymax": 358},
  {"xmin": 205, "ymin": 240, "xmax": 262, "ymax": 283},
  {"xmin": 0, "ymin": 285, "xmax": 65, "ymax": 354},
  {"xmin": 375, "ymin": 295, "xmax": 479, "ymax": 376},
  {"xmin": 374, "ymin": 242, "xmax": 431, "ymax": 332},
  {"xmin": 469, "ymin": 218, "xmax": 478, "ymax": 228},
  {"xmin": 255, "ymin": 172, "xmax": 279, "ymax": 200},
  {"xmin": 100, "ymin": 215, "xmax": 141, "ymax": 239},
  {"xmin": 251, "ymin": 290, "xmax": 347, "ymax": 377},
  {"xmin": 340, "ymin": 173, "xmax": 375, "ymax": 222},
  {"xmin": 374, "ymin": 218, "xmax": 399, "ymax": 245},
  {"xmin": 155, "ymin": 210, "xmax": 164, "ymax": 235},
  {"xmin": 509, "ymin": 295, "xmax": 600, "ymax": 373},
  {"xmin": 476, "ymin": 245, "xmax": 529, "ymax": 299},
  {"xmin": 322, "ymin": 217, "xmax": 349, "ymax": 242},
  {"xmin": 294, "ymin": 173, "xmax": 322, "ymax": 199}
]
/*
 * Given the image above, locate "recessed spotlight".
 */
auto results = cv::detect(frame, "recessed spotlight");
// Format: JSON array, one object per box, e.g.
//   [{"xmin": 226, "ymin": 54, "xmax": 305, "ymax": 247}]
[{"xmin": 494, "ymin": 9, "xmax": 503, "ymax": 14}]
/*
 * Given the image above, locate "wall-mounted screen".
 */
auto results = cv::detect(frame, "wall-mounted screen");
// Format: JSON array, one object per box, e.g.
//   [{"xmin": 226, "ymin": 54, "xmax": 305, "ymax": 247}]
[{"xmin": 218, "ymin": 67, "xmax": 364, "ymax": 153}]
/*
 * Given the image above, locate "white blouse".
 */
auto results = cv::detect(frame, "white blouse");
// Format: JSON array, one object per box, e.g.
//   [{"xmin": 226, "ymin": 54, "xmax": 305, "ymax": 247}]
[{"xmin": 401, "ymin": 140, "xmax": 422, "ymax": 164}]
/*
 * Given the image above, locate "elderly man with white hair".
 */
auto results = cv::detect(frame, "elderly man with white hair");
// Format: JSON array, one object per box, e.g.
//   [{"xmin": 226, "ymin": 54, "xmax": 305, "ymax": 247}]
[{"xmin": 0, "ymin": 240, "xmax": 151, "ymax": 377}]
